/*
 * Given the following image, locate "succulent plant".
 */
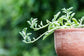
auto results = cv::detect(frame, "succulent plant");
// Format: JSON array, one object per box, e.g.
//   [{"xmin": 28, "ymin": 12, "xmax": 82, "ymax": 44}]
[{"xmin": 20, "ymin": 7, "xmax": 84, "ymax": 43}]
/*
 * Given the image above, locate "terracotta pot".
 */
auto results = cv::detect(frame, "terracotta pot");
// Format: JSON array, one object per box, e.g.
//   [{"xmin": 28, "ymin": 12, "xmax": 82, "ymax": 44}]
[{"xmin": 54, "ymin": 28, "xmax": 84, "ymax": 56}]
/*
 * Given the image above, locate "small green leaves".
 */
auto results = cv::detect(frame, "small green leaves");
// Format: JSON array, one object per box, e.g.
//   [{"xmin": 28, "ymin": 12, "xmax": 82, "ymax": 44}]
[
  {"xmin": 67, "ymin": 7, "xmax": 73, "ymax": 11},
  {"xmin": 62, "ymin": 7, "xmax": 73, "ymax": 13},
  {"xmin": 19, "ymin": 28, "xmax": 27, "ymax": 39},
  {"xmin": 52, "ymin": 12, "xmax": 61, "ymax": 22},
  {"xmin": 80, "ymin": 16, "xmax": 84, "ymax": 25},
  {"xmin": 19, "ymin": 28, "xmax": 32, "ymax": 43},
  {"xmin": 27, "ymin": 18, "xmax": 38, "ymax": 29},
  {"xmin": 20, "ymin": 7, "xmax": 84, "ymax": 44},
  {"xmin": 48, "ymin": 21, "xmax": 60, "ymax": 30},
  {"xmin": 71, "ymin": 13, "xmax": 75, "ymax": 18},
  {"xmin": 58, "ymin": 17, "xmax": 64, "ymax": 25},
  {"xmin": 27, "ymin": 18, "xmax": 49, "ymax": 31}
]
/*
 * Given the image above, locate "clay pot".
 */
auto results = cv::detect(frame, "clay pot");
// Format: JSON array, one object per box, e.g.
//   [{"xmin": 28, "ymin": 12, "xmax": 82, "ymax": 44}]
[{"xmin": 54, "ymin": 28, "xmax": 84, "ymax": 56}]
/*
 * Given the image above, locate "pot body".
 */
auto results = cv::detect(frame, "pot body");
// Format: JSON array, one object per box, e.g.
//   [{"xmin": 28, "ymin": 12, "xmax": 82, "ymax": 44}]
[{"xmin": 54, "ymin": 28, "xmax": 84, "ymax": 56}]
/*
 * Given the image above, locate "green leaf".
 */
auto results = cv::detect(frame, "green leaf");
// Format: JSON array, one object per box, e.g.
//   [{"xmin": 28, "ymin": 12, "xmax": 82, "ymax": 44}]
[
  {"xmin": 52, "ymin": 12, "xmax": 61, "ymax": 22},
  {"xmin": 27, "ymin": 21, "xmax": 31, "ymax": 25},
  {"xmin": 80, "ymin": 16, "xmax": 84, "ymax": 24},
  {"xmin": 72, "ymin": 18, "xmax": 79, "ymax": 24},
  {"xmin": 58, "ymin": 18, "xmax": 63, "ymax": 25},
  {"xmin": 40, "ymin": 21, "xmax": 43, "ymax": 26},
  {"xmin": 46, "ymin": 19, "xmax": 50, "ymax": 23},
  {"xmin": 71, "ymin": 13, "xmax": 75, "ymax": 18},
  {"xmin": 67, "ymin": 7, "xmax": 73, "ymax": 11}
]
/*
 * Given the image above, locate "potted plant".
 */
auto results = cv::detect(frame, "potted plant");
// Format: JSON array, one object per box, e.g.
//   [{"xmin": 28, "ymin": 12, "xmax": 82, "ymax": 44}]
[{"xmin": 20, "ymin": 7, "xmax": 84, "ymax": 56}]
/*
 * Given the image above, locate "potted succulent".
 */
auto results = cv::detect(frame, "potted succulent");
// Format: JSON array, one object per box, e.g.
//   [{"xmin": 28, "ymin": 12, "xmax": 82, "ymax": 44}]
[{"xmin": 20, "ymin": 7, "xmax": 84, "ymax": 56}]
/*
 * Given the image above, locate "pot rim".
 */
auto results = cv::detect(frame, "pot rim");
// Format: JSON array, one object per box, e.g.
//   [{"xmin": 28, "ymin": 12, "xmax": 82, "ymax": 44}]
[{"xmin": 55, "ymin": 28, "xmax": 84, "ymax": 32}]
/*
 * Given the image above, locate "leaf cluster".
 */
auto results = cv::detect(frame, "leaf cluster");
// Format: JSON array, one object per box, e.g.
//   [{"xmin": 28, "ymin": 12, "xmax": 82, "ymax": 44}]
[{"xmin": 20, "ymin": 7, "xmax": 84, "ymax": 43}]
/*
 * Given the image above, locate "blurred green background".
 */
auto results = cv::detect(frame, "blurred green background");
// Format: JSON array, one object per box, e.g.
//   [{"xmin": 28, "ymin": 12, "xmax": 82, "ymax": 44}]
[{"xmin": 0, "ymin": 0, "xmax": 84, "ymax": 56}]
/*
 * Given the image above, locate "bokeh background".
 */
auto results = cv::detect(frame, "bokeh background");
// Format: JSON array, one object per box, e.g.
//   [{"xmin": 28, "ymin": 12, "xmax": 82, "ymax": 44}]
[{"xmin": 0, "ymin": 0, "xmax": 84, "ymax": 56}]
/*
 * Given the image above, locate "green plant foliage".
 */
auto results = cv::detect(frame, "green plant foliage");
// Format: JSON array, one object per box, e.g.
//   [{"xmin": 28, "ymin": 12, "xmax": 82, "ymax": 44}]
[
  {"xmin": 20, "ymin": 7, "xmax": 84, "ymax": 43},
  {"xmin": 0, "ymin": 0, "xmax": 84, "ymax": 56}
]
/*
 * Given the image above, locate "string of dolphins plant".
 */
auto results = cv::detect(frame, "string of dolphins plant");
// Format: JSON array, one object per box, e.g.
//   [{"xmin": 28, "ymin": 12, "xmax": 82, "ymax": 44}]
[{"xmin": 20, "ymin": 7, "xmax": 84, "ymax": 43}]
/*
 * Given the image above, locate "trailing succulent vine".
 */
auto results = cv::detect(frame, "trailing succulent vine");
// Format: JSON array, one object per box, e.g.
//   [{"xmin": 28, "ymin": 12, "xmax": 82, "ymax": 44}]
[{"xmin": 20, "ymin": 7, "xmax": 84, "ymax": 43}]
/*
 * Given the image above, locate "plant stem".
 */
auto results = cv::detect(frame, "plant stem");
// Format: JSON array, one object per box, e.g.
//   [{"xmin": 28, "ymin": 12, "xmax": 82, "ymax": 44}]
[{"xmin": 23, "ymin": 27, "xmax": 58, "ymax": 43}]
